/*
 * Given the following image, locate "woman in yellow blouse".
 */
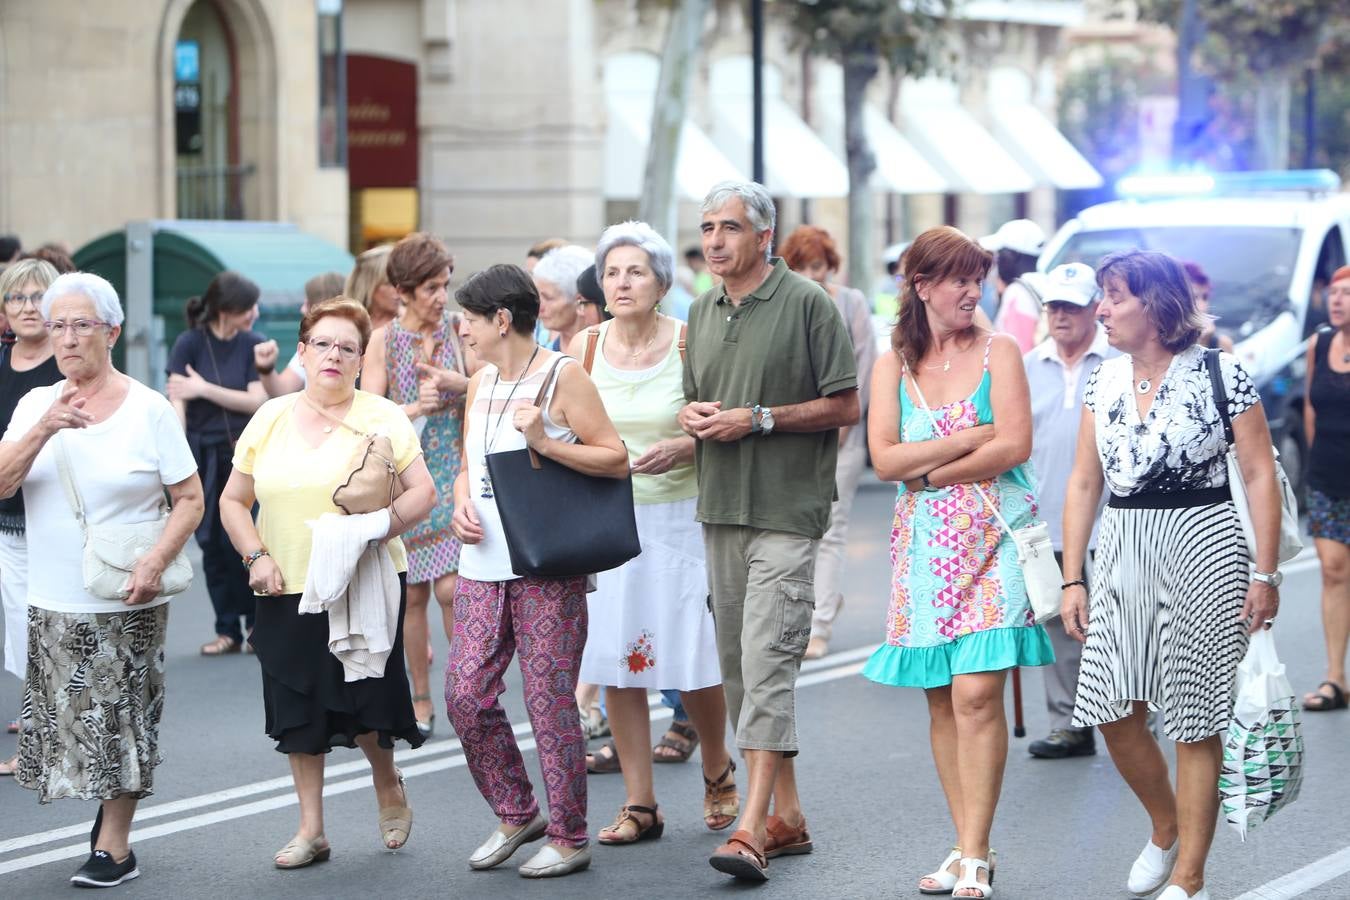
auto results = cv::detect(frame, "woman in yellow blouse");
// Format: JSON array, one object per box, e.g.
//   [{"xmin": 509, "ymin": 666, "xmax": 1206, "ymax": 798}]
[{"xmin": 219, "ymin": 298, "xmax": 437, "ymax": 870}]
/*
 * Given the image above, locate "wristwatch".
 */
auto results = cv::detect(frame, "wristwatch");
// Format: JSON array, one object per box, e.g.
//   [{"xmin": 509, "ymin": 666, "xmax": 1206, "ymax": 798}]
[
  {"xmin": 1251, "ymin": 569, "xmax": 1283, "ymax": 588},
  {"xmin": 921, "ymin": 473, "xmax": 939, "ymax": 492},
  {"xmin": 751, "ymin": 404, "xmax": 775, "ymax": 436}
]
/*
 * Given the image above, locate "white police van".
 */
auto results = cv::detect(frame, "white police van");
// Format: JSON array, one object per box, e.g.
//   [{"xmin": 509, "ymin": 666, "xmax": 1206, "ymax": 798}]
[{"xmin": 1041, "ymin": 170, "xmax": 1350, "ymax": 496}]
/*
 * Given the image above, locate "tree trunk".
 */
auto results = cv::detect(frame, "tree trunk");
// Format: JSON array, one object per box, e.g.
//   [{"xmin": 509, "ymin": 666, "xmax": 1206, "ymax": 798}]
[
  {"xmin": 639, "ymin": 0, "xmax": 709, "ymax": 241},
  {"xmin": 1254, "ymin": 71, "xmax": 1293, "ymax": 171},
  {"xmin": 843, "ymin": 52, "xmax": 879, "ymax": 295}
]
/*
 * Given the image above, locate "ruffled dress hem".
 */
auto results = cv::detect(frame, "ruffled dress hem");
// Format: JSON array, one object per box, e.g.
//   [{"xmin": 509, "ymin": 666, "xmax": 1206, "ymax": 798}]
[{"xmin": 862, "ymin": 625, "xmax": 1055, "ymax": 689}]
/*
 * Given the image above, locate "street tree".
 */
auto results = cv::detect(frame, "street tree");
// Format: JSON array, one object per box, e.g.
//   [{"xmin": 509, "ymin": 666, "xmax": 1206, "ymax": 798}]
[{"xmin": 774, "ymin": 0, "xmax": 952, "ymax": 294}]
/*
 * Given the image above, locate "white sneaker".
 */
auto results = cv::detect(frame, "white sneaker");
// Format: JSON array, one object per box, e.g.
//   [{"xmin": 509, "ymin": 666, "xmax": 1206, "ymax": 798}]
[
  {"xmin": 1157, "ymin": 887, "xmax": 1208, "ymax": 900},
  {"xmin": 1128, "ymin": 838, "xmax": 1179, "ymax": 896}
]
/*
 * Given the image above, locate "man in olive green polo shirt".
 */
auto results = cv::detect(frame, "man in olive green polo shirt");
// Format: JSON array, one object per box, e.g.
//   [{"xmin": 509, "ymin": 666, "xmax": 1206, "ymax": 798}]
[{"xmin": 679, "ymin": 180, "xmax": 858, "ymax": 882}]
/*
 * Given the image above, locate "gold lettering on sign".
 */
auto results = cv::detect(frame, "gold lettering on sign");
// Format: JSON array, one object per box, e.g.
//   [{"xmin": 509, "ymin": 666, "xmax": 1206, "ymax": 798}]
[
  {"xmin": 349, "ymin": 130, "xmax": 408, "ymax": 148},
  {"xmin": 348, "ymin": 101, "xmax": 391, "ymax": 123}
]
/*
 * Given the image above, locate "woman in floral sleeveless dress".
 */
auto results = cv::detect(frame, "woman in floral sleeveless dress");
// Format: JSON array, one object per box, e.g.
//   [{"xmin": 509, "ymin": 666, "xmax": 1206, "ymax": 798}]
[
  {"xmin": 863, "ymin": 226, "xmax": 1053, "ymax": 900},
  {"xmin": 361, "ymin": 233, "xmax": 473, "ymax": 736}
]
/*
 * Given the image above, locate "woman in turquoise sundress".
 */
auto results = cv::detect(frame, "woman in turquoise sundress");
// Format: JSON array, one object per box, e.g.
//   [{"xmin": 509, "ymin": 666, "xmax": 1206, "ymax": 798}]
[
  {"xmin": 361, "ymin": 232, "xmax": 475, "ymax": 738},
  {"xmin": 864, "ymin": 226, "xmax": 1054, "ymax": 900}
]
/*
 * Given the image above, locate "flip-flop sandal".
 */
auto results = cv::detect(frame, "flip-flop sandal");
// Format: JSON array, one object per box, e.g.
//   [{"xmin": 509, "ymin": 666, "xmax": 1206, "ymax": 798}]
[
  {"xmin": 586, "ymin": 740, "xmax": 622, "ymax": 774},
  {"xmin": 652, "ymin": 720, "xmax": 699, "ymax": 763},
  {"xmin": 1303, "ymin": 681, "xmax": 1348, "ymax": 711}
]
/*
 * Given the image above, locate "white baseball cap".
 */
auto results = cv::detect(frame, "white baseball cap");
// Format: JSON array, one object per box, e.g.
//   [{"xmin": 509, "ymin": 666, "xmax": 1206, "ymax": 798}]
[
  {"xmin": 1041, "ymin": 263, "xmax": 1099, "ymax": 307},
  {"xmin": 980, "ymin": 219, "xmax": 1045, "ymax": 257}
]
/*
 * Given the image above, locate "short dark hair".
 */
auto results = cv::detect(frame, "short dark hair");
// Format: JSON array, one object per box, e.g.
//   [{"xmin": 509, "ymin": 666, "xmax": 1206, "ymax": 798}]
[
  {"xmin": 387, "ymin": 232, "xmax": 453, "ymax": 295},
  {"xmin": 527, "ymin": 237, "xmax": 568, "ymax": 261},
  {"xmin": 455, "ymin": 265, "xmax": 539, "ymax": 336},
  {"xmin": 576, "ymin": 264, "xmax": 604, "ymax": 304},
  {"xmin": 995, "ymin": 248, "xmax": 1037, "ymax": 286},
  {"xmin": 684, "ymin": 246, "xmax": 703, "ymax": 262},
  {"xmin": 0, "ymin": 235, "xmax": 19, "ymax": 263},
  {"xmin": 24, "ymin": 244, "xmax": 75, "ymax": 273},
  {"xmin": 1097, "ymin": 249, "xmax": 1205, "ymax": 353}
]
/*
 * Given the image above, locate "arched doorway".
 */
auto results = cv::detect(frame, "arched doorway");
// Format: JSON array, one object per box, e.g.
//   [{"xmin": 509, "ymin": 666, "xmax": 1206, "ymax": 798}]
[{"xmin": 158, "ymin": 0, "xmax": 278, "ymax": 222}]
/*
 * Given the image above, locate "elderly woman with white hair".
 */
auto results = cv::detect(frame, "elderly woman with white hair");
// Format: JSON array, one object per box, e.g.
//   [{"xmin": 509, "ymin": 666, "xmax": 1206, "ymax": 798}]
[
  {"xmin": 533, "ymin": 245, "xmax": 594, "ymax": 353},
  {"xmin": 568, "ymin": 222, "xmax": 735, "ymax": 844},
  {"xmin": 0, "ymin": 272, "xmax": 204, "ymax": 888}
]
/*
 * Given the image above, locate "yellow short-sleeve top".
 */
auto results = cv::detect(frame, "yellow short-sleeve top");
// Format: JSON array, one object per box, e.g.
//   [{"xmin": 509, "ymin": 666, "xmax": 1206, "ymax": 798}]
[{"xmin": 232, "ymin": 390, "xmax": 423, "ymax": 595}]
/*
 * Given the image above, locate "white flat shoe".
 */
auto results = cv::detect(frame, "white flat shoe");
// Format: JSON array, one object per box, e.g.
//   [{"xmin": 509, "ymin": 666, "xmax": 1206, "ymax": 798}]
[
  {"xmin": 953, "ymin": 857, "xmax": 994, "ymax": 899},
  {"xmin": 919, "ymin": 846, "xmax": 962, "ymax": 894},
  {"xmin": 518, "ymin": 842, "xmax": 591, "ymax": 878},
  {"xmin": 1157, "ymin": 886, "xmax": 1209, "ymax": 900},
  {"xmin": 468, "ymin": 814, "xmax": 547, "ymax": 870},
  {"xmin": 1128, "ymin": 838, "xmax": 1179, "ymax": 896}
]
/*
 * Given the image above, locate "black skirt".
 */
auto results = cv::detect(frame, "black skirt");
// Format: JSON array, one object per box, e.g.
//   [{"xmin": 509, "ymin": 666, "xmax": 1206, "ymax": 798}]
[{"xmin": 250, "ymin": 573, "xmax": 426, "ymax": 755}]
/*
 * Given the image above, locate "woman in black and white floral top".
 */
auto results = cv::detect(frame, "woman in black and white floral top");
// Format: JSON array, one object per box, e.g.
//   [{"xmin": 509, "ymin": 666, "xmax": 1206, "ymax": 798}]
[{"xmin": 1059, "ymin": 250, "xmax": 1282, "ymax": 900}]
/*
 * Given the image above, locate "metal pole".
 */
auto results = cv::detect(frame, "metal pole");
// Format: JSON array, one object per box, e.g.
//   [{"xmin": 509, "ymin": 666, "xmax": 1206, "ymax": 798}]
[
  {"xmin": 1304, "ymin": 67, "xmax": 1316, "ymax": 170},
  {"xmin": 751, "ymin": 0, "xmax": 765, "ymax": 185}
]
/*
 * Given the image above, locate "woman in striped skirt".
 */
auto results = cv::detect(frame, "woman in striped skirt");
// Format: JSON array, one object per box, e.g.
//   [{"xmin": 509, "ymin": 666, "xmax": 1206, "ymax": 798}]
[{"xmin": 1060, "ymin": 250, "xmax": 1283, "ymax": 900}]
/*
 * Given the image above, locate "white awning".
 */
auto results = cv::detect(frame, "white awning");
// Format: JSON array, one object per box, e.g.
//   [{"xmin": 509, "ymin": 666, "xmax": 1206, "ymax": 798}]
[
  {"xmin": 603, "ymin": 97, "xmax": 747, "ymax": 201},
  {"xmin": 899, "ymin": 78, "xmax": 1036, "ymax": 194},
  {"xmin": 602, "ymin": 53, "xmax": 747, "ymax": 202},
  {"xmin": 986, "ymin": 68, "xmax": 1103, "ymax": 190},
  {"xmin": 811, "ymin": 61, "xmax": 951, "ymax": 194},
  {"xmin": 709, "ymin": 57, "xmax": 849, "ymax": 198}
]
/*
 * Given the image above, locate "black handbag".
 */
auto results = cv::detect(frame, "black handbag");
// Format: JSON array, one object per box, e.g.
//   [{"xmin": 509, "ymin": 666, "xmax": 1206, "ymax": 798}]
[{"xmin": 485, "ymin": 358, "xmax": 641, "ymax": 578}]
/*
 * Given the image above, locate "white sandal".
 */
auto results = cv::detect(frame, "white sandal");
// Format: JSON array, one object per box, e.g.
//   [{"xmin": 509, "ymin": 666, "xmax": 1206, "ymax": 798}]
[
  {"xmin": 919, "ymin": 846, "xmax": 962, "ymax": 894},
  {"xmin": 954, "ymin": 857, "xmax": 994, "ymax": 899}
]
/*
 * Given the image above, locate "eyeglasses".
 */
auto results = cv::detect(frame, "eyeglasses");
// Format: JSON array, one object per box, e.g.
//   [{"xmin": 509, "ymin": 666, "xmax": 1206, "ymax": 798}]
[
  {"xmin": 305, "ymin": 336, "xmax": 362, "ymax": 361},
  {"xmin": 3, "ymin": 292, "xmax": 43, "ymax": 310},
  {"xmin": 44, "ymin": 319, "xmax": 110, "ymax": 337}
]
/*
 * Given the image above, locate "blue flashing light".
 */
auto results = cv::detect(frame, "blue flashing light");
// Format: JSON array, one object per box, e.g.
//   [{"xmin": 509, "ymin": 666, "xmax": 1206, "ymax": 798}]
[{"xmin": 1116, "ymin": 169, "xmax": 1341, "ymax": 200}]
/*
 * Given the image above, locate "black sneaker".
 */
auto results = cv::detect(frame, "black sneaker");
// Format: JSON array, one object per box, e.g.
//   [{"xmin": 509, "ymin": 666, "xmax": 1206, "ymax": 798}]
[
  {"xmin": 1028, "ymin": 728, "xmax": 1096, "ymax": 759},
  {"xmin": 70, "ymin": 850, "xmax": 139, "ymax": 888}
]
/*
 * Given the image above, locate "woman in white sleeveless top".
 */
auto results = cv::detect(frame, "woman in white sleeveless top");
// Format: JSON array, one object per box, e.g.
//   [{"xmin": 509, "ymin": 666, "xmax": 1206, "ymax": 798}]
[{"xmin": 448, "ymin": 264, "xmax": 628, "ymax": 879}]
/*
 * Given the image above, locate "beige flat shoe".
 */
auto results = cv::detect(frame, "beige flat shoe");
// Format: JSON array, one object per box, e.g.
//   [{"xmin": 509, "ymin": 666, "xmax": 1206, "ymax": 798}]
[
  {"xmin": 379, "ymin": 770, "xmax": 412, "ymax": 850},
  {"xmin": 518, "ymin": 842, "xmax": 592, "ymax": 878},
  {"xmin": 274, "ymin": 835, "xmax": 331, "ymax": 869},
  {"xmin": 0, "ymin": 755, "xmax": 18, "ymax": 776}
]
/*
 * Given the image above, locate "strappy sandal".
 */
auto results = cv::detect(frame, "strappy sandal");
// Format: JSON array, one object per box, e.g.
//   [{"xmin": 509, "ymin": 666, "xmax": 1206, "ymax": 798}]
[
  {"xmin": 411, "ymin": 692, "xmax": 435, "ymax": 738},
  {"xmin": 586, "ymin": 740, "xmax": 622, "ymax": 774},
  {"xmin": 652, "ymin": 720, "xmax": 699, "ymax": 763},
  {"xmin": 920, "ymin": 846, "xmax": 962, "ymax": 894},
  {"xmin": 1302, "ymin": 681, "xmax": 1348, "ymax": 711},
  {"xmin": 702, "ymin": 760, "xmax": 739, "ymax": 831},
  {"xmin": 200, "ymin": 635, "xmax": 240, "ymax": 656},
  {"xmin": 597, "ymin": 803, "xmax": 664, "ymax": 845},
  {"xmin": 274, "ymin": 834, "xmax": 331, "ymax": 869},
  {"xmin": 709, "ymin": 828, "xmax": 768, "ymax": 881},
  {"xmin": 378, "ymin": 769, "xmax": 413, "ymax": 850},
  {"xmin": 764, "ymin": 814, "xmax": 812, "ymax": 858},
  {"xmin": 953, "ymin": 856, "xmax": 996, "ymax": 899}
]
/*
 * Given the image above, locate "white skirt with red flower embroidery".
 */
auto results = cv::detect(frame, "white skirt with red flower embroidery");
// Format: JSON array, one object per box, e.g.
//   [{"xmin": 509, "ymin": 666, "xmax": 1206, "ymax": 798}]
[{"xmin": 578, "ymin": 497, "xmax": 722, "ymax": 690}]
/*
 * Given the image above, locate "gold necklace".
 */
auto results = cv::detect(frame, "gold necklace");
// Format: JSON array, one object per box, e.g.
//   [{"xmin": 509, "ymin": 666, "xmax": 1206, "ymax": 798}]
[{"xmin": 616, "ymin": 317, "xmax": 661, "ymax": 362}]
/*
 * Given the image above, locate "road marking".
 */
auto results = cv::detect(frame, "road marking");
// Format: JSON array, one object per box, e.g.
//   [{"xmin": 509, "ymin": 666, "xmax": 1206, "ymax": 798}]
[
  {"xmin": 1232, "ymin": 846, "xmax": 1350, "ymax": 899},
  {"xmin": 0, "ymin": 648, "xmax": 877, "ymax": 875}
]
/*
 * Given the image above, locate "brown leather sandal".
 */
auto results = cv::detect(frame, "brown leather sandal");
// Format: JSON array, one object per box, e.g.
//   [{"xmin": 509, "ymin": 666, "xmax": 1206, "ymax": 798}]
[
  {"xmin": 586, "ymin": 740, "xmax": 622, "ymax": 774},
  {"xmin": 702, "ymin": 760, "xmax": 739, "ymax": 831},
  {"xmin": 709, "ymin": 828, "xmax": 768, "ymax": 881},
  {"xmin": 597, "ymin": 803, "xmax": 664, "ymax": 845},
  {"xmin": 765, "ymin": 814, "xmax": 813, "ymax": 858},
  {"xmin": 200, "ymin": 635, "xmax": 240, "ymax": 656},
  {"xmin": 652, "ymin": 720, "xmax": 699, "ymax": 763}
]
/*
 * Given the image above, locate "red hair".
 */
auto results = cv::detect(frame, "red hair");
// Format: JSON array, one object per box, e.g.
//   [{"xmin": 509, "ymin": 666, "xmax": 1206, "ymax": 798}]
[
  {"xmin": 1332, "ymin": 265, "xmax": 1350, "ymax": 286},
  {"xmin": 780, "ymin": 225, "xmax": 841, "ymax": 274},
  {"xmin": 300, "ymin": 297, "xmax": 373, "ymax": 352}
]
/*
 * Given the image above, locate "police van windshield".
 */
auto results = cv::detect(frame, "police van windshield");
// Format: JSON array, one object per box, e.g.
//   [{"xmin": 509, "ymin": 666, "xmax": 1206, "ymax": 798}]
[{"xmin": 1048, "ymin": 226, "xmax": 1301, "ymax": 332}]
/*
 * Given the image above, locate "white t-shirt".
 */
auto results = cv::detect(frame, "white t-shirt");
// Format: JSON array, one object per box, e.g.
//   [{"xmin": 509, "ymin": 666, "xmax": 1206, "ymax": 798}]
[
  {"xmin": 285, "ymin": 350, "xmax": 308, "ymax": 385},
  {"xmin": 4, "ymin": 379, "xmax": 198, "ymax": 614}
]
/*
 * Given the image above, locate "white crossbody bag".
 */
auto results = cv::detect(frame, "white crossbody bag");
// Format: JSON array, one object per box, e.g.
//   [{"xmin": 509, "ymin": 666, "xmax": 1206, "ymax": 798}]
[
  {"xmin": 54, "ymin": 432, "xmax": 193, "ymax": 602},
  {"xmin": 906, "ymin": 371, "xmax": 1062, "ymax": 624}
]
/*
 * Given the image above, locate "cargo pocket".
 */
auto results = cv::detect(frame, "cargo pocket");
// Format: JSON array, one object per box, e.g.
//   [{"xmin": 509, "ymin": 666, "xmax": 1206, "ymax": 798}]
[{"xmin": 767, "ymin": 578, "xmax": 815, "ymax": 657}]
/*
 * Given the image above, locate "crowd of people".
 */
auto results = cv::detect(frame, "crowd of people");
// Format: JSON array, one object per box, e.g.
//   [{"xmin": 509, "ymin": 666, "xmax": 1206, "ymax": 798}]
[{"xmin": 0, "ymin": 176, "xmax": 1339, "ymax": 900}]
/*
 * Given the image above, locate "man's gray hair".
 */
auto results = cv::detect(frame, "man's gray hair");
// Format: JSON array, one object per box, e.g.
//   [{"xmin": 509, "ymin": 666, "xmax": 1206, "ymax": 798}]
[
  {"xmin": 42, "ymin": 272, "xmax": 124, "ymax": 327},
  {"xmin": 701, "ymin": 180, "xmax": 776, "ymax": 236},
  {"xmin": 531, "ymin": 244, "xmax": 593, "ymax": 301},
  {"xmin": 594, "ymin": 221, "xmax": 674, "ymax": 293}
]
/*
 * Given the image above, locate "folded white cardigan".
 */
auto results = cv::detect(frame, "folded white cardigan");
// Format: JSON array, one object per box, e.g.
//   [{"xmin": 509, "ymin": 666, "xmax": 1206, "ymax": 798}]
[{"xmin": 298, "ymin": 508, "xmax": 400, "ymax": 682}]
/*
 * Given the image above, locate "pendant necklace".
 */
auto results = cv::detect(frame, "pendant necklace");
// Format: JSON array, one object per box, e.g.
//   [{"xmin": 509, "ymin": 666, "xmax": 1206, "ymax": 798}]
[
  {"xmin": 1134, "ymin": 360, "xmax": 1170, "ymax": 394},
  {"xmin": 480, "ymin": 345, "xmax": 540, "ymax": 499},
  {"xmin": 923, "ymin": 337, "xmax": 970, "ymax": 372}
]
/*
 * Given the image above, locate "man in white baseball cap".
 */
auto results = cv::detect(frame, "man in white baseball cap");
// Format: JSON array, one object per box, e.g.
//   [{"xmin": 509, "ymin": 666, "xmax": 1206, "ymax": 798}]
[
  {"xmin": 981, "ymin": 219, "xmax": 1047, "ymax": 352},
  {"xmin": 1022, "ymin": 261, "xmax": 1114, "ymax": 760}
]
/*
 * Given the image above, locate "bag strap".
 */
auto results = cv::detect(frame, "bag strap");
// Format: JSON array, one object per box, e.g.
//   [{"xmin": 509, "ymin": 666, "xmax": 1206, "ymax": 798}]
[
  {"xmin": 678, "ymin": 323, "xmax": 687, "ymax": 363},
  {"xmin": 52, "ymin": 430, "xmax": 88, "ymax": 532},
  {"xmin": 526, "ymin": 356, "xmax": 568, "ymax": 470},
  {"xmin": 581, "ymin": 327, "xmax": 601, "ymax": 374},
  {"xmin": 904, "ymin": 367, "xmax": 1019, "ymax": 541},
  {"xmin": 201, "ymin": 329, "xmax": 239, "ymax": 445},
  {"xmin": 1204, "ymin": 348, "xmax": 1235, "ymax": 448}
]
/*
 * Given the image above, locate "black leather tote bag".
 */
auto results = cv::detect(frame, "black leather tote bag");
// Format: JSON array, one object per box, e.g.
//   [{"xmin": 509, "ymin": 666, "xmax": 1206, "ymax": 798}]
[{"xmin": 485, "ymin": 358, "xmax": 641, "ymax": 577}]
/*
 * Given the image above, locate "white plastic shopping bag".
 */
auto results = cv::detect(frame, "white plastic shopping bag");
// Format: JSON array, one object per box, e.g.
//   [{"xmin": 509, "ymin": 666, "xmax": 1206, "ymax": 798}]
[{"xmin": 1219, "ymin": 629, "xmax": 1304, "ymax": 840}]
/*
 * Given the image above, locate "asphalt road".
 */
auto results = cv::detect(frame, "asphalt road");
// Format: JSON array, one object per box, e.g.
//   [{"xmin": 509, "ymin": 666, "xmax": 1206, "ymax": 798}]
[{"xmin": 1, "ymin": 480, "xmax": 1346, "ymax": 899}]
